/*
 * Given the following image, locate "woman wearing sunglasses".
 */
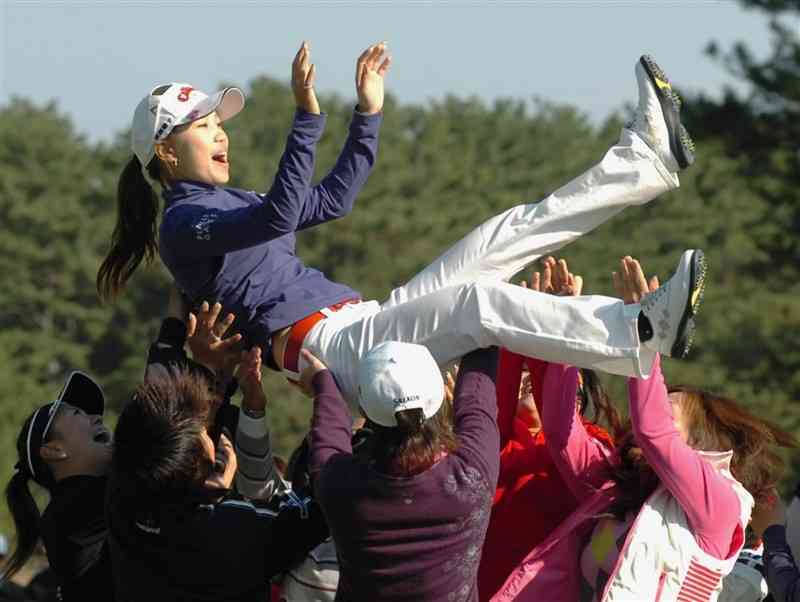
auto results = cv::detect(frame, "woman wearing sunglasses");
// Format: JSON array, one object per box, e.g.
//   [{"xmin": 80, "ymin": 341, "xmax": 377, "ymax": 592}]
[{"xmin": 2, "ymin": 371, "xmax": 114, "ymax": 601}]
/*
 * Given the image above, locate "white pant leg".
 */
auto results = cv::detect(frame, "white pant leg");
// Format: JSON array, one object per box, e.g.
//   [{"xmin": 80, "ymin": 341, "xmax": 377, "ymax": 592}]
[
  {"xmin": 303, "ymin": 282, "xmax": 655, "ymax": 408},
  {"xmin": 383, "ymin": 129, "xmax": 678, "ymax": 308}
]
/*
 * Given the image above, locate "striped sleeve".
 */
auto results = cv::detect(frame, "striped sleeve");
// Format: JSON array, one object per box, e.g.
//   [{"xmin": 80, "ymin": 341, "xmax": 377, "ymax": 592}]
[{"xmin": 235, "ymin": 411, "xmax": 288, "ymax": 501}]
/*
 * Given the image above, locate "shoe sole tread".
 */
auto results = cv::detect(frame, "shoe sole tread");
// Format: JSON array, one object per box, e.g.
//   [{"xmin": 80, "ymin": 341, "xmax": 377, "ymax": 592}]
[
  {"xmin": 671, "ymin": 250, "xmax": 707, "ymax": 358},
  {"xmin": 640, "ymin": 55, "xmax": 695, "ymax": 169}
]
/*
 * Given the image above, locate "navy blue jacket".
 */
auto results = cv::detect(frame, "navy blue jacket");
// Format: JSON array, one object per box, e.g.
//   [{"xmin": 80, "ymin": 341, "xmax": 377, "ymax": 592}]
[{"xmin": 159, "ymin": 109, "xmax": 381, "ymax": 351}]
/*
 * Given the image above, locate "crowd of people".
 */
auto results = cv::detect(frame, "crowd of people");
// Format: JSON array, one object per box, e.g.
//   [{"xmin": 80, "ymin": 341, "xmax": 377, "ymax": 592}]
[{"xmin": 2, "ymin": 42, "xmax": 799, "ymax": 601}]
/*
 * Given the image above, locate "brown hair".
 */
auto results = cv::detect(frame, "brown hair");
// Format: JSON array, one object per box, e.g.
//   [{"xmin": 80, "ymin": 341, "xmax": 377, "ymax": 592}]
[
  {"xmin": 608, "ymin": 386, "xmax": 797, "ymax": 519},
  {"xmin": 673, "ymin": 386, "xmax": 797, "ymax": 505},
  {"xmin": 368, "ymin": 399, "xmax": 459, "ymax": 477},
  {"xmin": 112, "ymin": 370, "xmax": 214, "ymax": 503},
  {"xmin": 97, "ymin": 156, "xmax": 163, "ymax": 300}
]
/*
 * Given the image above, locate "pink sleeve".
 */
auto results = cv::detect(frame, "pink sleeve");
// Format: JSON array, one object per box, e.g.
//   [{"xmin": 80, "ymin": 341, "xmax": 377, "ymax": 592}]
[
  {"xmin": 542, "ymin": 363, "xmax": 614, "ymax": 500},
  {"xmin": 629, "ymin": 354, "xmax": 742, "ymax": 559}
]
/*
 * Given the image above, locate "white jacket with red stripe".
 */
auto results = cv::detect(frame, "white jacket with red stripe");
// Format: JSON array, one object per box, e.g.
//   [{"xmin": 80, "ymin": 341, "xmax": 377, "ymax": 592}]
[{"xmin": 602, "ymin": 450, "xmax": 753, "ymax": 602}]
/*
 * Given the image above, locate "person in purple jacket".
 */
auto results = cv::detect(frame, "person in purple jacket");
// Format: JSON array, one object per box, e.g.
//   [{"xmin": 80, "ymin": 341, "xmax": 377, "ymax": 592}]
[
  {"xmin": 300, "ymin": 342, "xmax": 499, "ymax": 601},
  {"xmin": 98, "ymin": 48, "xmax": 704, "ymax": 408}
]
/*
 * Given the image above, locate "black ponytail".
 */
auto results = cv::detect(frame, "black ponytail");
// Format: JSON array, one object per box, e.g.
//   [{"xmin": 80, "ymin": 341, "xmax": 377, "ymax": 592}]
[
  {"xmin": 97, "ymin": 156, "xmax": 162, "ymax": 300},
  {"xmin": 2, "ymin": 470, "xmax": 42, "ymax": 581},
  {"xmin": 3, "ymin": 413, "xmax": 56, "ymax": 581}
]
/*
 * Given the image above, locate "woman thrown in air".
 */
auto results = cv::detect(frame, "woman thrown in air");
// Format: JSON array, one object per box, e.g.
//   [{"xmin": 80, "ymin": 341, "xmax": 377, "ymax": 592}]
[{"xmin": 99, "ymin": 41, "xmax": 703, "ymax": 405}]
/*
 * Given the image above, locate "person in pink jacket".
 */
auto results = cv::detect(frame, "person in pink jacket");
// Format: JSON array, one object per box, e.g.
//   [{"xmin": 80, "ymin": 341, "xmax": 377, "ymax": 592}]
[{"xmin": 495, "ymin": 257, "xmax": 797, "ymax": 602}]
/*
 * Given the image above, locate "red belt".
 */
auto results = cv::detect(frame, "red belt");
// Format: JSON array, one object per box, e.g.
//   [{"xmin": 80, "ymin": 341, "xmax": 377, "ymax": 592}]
[{"xmin": 283, "ymin": 299, "xmax": 359, "ymax": 374}]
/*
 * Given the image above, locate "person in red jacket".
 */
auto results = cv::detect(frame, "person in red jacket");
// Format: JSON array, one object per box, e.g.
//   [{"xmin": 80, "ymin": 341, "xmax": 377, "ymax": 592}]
[{"xmin": 478, "ymin": 258, "xmax": 622, "ymax": 601}]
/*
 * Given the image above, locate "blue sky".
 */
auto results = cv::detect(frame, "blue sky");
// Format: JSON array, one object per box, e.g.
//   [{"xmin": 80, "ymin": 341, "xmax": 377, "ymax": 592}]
[{"xmin": 1, "ymin": 1, "xmax": 777, "ymax": 143}]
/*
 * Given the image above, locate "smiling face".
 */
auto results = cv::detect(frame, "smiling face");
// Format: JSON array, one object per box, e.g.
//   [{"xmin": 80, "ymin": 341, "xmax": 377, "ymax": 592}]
[
  {"xmin": 42, "ymin": 403, "xmax": 113, "ymax": 478},
  {"xmin": 156, "ymin": 111, "xmax": 230, "ymax": 186}
]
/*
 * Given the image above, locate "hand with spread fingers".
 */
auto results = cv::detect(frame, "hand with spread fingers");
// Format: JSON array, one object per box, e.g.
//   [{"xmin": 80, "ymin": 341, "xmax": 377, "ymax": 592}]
[
  {"xmin": 187, "ymin": 301, "xmax": 243, "ymax": 376},
  {"xmin": 292, "ymin": 41, "xmax": 320, "ymax": 115},
  {"xmin": 521, "ymin": 256, "xmax": 584, "ymax": 297},
  {"xmin": 356, "ymin": 42, "xmax": 392, "ymax": 115},
  {"xmin": 298, "ymin": 349, "xmax": 329, "ymax": 398},
  {"xmin": 612, "ymin": 256, "xmax": 659, "ymax": 305},
  {"xmin": 236, "ymin": 346, "xmax": 268, "ymax": 414}
]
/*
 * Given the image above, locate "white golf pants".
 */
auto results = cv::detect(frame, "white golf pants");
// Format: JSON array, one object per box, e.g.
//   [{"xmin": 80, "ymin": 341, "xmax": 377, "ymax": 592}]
[{"xmin": 302, "ymin": 129, "xmax": 675, "ymax": 405}]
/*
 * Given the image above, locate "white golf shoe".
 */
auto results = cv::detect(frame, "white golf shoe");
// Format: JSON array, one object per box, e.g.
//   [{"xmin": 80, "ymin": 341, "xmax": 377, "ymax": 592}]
[
  {"xmin": 640, "ymin": 249, "xmax": 707, "ymax": 358},
  {"xmin": 629, "ymin": 55, "xmax": 695, "ymax": 172}
]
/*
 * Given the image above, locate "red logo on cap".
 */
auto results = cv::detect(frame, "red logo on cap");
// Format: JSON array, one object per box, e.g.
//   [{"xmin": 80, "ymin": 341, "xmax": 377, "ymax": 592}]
[{"xmin": 177, "ymin": 87, "xmax": 194, "ymax": 102}]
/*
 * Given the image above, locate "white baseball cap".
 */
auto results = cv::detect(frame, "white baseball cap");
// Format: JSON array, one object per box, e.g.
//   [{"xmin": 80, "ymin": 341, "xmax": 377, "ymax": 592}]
[
  {"xmin": 357, "ymin": 342, "xmax": 445, "ymax": 428},
  {"xmin": 131, "ymin": 83, "xmax": 245, "ymax": 168}
]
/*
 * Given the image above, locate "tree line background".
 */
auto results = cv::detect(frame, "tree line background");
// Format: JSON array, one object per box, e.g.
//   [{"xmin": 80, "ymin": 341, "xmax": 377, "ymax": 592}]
[{"xmin": 0, "ymin": 0, "xmax": 798, "ymax": 544}]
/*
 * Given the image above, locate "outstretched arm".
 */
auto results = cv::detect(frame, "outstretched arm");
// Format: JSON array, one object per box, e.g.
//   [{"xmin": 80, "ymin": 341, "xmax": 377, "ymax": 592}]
[
  {"xmin": 629, "ymin": 354, "xmax": 742, "ymax": 558},
  {"xmin": 302, "ymin": 351, "xmax": 354, "ymax": 481},
  {"xmin": 234, "ymin": 347, "xmax": 287, "ymax": 501},
  {"xmin": 542, "ymin": 363, "xmax": 614, "ymax": 498},
  {"xmin": 161, "ymin": 44, "xmax": 328, "ymax": 258},
  {"xmin": 262, "ymin": 42, "xmax": 325, "ymax": 213},
  {"xmin": 452, "ymin": 347, "xmax": 500, "ymax": 484},
  {"xmin": 520, "ymin": 256, "xmax": 613, "ymax": 496},
  {"xmin": 621, "ymin": 256, "xmax": 742, "ymax": 559},
  {"xmin": 297, "ymin": 42, "xmax": 391, "ymax": 229}
]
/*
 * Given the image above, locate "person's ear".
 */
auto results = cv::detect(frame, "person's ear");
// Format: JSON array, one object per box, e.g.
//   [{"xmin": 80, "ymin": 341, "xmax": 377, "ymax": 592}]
[
  {"xmin": 39, "ymin": 443, "xmax": 69, "ymax": 463},
  {"xmin": 154, "ymin": 141, "xmax": 177, "ymax": 165}
]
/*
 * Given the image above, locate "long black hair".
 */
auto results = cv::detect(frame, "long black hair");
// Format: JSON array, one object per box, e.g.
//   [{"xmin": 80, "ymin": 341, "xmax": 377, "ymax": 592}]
[
  {"xmin": 2, "ymin": 413, "xmax": 57, "ymax": 581},
  {"xmin": 97, "ymin": 156, "xmax": 162, "ymax": 300}
]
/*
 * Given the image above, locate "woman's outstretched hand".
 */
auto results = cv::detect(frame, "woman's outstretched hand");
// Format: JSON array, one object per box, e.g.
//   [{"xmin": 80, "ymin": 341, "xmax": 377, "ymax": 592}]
[
  {"xmin": 292, "ymin": 41, "xmax": 321, "ymax": 115},
  {"xmin": 299, "ymin": 349, "xmax": 329, "ymax": 398},
  {"xmin": 187, "ymin": 301, "xmax": 243, "ymax": 376},
  {"xmin": 522, "ymin": 256, "xmax": 583, "ymax": 296},
  {"xmin": 612, "ymin": 256, "xmax": 659, "ymax": 305},
  {"xmin": 236, "ymin": 346, "xmax": 268, "ymax": 414},
  {"xmin": 356, "ymin": 42, "xmax": 391, "ymax": 115}
]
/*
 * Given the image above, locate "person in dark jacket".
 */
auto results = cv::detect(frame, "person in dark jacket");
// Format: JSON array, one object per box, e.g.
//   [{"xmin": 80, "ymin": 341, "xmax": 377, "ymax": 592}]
[
  {"xmin": 751, "ymin": 494, "xmax": 800, "ymax": 602},
  {"xmin": 108, "ymin": 368, "xmax": 328, "ymax": 602},
  {"xmin": 302, "ymin": 342, "xmax": 500, "ymax": 602},
  {"xmin": 2, "ymin": 371, "xmax": 114, "ymax": 601}
]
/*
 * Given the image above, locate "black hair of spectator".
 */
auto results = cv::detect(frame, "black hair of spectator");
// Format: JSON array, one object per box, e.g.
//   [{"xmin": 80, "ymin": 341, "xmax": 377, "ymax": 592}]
[
  {"xmin": 112, "ymin": 370, "xmax": 214, "ymax": 503},
  {"xmin": 579, "ymin": 368, "xmax": 624, "ymax": 438},
  {"xmin": 3, "ymin": 413, "xmax": 57, "ymax": 581}
]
